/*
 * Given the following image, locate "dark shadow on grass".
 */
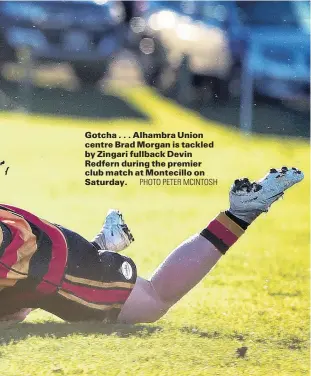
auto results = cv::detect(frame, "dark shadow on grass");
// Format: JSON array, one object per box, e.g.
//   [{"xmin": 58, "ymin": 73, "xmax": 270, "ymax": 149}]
[
  {"xmin": 0, "ymin": 322, "xmax": 162, "ymax": 345},
  {"xmin": 181, "ymin": 326, "xmax": 245, "ymax": 341},
  {"xmin": 181, "ymin": 326, "xmax": 222, "ymax": 339},
  {"xmin": 189, "ymin": 97, "xmax": 309, "ymax": 139},
  {"xmin": 181, "ymin": 326, "xmax": 307, "ymax": 350},
  {"xmin": 0, "ymin": 77, "xmax": 149, "ymax": 121},
  {"xmin": 268, "ymin": 291, "xmax": 302, "ymax": 297},
  {"xmin": 164, "ymin": 85, "xmax": 309, "ymax": 138}
]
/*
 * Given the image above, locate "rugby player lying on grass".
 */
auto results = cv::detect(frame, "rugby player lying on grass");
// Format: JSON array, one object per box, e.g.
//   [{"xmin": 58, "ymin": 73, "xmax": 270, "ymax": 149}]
[{"xmin": 0, "ymin": 166, "xmax": 303, "ymax": 325}]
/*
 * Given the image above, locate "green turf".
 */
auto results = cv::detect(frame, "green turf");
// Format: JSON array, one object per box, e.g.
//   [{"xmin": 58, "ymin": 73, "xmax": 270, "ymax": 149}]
[{"xmin": 0, "ymin": 88, "xmax": 309, "ymax": 376}]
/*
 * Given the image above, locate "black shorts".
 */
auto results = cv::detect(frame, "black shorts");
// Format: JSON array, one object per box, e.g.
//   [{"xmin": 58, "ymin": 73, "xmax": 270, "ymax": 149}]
[
  {"xmin": 40, "ymin": 247, "xmax": 137, "ymax": 322},
  {"xmin": 0, "ymin": 205, "xmax": 137, "ymax": 322}
]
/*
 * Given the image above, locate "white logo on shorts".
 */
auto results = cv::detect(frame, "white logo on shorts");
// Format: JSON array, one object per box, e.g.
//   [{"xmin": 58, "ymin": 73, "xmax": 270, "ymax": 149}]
[{"xmin": 121, "ymin": 261, "xmax": 132, "ymax": 280}]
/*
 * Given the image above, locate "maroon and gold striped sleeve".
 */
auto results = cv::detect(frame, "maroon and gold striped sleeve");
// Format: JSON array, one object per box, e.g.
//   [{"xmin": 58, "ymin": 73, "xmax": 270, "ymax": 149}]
[{"xmin": 0, "ymin": 209, "xmax": 38, "ymax": 286}]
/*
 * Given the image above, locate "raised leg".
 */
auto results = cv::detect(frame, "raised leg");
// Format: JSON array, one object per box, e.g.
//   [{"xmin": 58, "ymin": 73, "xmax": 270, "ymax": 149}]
[{"xmin": 118, "ymin": 167, "xmax": 304, "ymax": 324}]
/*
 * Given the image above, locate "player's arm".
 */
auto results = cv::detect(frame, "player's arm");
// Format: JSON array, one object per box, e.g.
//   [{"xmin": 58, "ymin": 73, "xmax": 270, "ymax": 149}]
[{"xmin": 0, "ymin": 308, "xmax": 32, "ymax": 326}]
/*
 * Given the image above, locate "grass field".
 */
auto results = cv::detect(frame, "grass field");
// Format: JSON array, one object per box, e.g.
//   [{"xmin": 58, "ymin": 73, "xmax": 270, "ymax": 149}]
[{"xmin": 0, "ymin": 88, "xmax": 309, "ymax": 376}]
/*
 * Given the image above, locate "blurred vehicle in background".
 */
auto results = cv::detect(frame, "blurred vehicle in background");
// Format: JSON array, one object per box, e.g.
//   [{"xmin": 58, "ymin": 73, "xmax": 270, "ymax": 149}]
[
  {"xmin": 129, "ymin": 0, "xmax": 233, "ymax": 99},
  {"xmin": 0, "ymin": 0, "xmax": 127, "ymax": 85},
  {"xmin": 130, "ymin": 1, "xmax": 310, "ymax": 105},
  {"xmin": 234, "ymin": 1, "xmax": 310, "ymax": 103}
]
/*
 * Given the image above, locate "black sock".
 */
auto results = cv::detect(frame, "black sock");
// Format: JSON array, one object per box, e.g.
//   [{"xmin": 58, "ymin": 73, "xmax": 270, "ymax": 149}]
[
  {"xmin": 225, "ymin": 211, "xmax": 249, "ymax": 230},
  {"xmin": 91, "ymin": 241, "xmax": 101, "ymax": 250}
]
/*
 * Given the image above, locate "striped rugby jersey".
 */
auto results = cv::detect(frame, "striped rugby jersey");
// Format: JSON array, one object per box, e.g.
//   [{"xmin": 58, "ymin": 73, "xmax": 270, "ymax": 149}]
[{"xmin": 0, "ymin": 204, "xmax": 136, "ymax": 322}]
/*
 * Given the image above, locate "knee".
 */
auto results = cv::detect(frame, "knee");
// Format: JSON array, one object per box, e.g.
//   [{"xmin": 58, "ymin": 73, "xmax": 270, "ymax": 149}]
[
  {"xmin": 138, "ymin": 280, "xmax": 173, "ymax": 323},
  {"xmin": 141, "ymin": 296, "xmax": 171, "ymax": 323},
  {"xmin": 117, "ymin": 278, "xmax": 172, "ymax": 324}
]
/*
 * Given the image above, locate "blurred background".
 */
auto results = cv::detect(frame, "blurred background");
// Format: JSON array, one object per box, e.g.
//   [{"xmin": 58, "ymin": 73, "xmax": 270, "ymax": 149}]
[{"xmin": 0, "ymin": 0, "xmax": 309, "ymax": 137}]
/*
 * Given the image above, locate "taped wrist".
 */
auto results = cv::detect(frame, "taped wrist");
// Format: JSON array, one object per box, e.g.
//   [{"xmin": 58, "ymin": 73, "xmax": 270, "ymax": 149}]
[{"xmin": 200, "ymin": 212, "xmax": 245, "ymax": 254}]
